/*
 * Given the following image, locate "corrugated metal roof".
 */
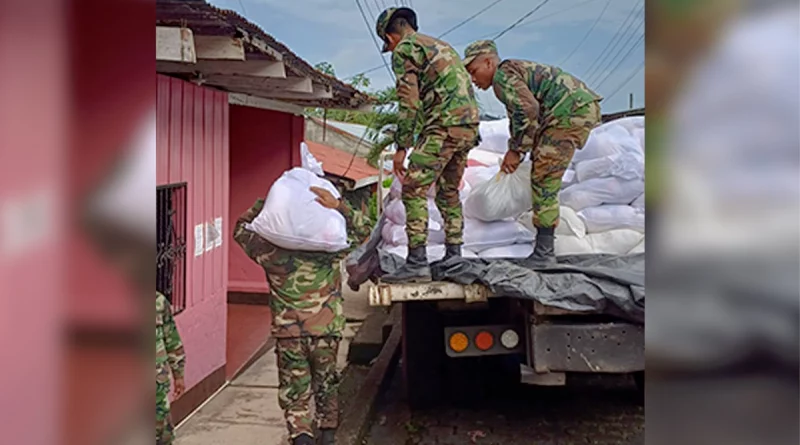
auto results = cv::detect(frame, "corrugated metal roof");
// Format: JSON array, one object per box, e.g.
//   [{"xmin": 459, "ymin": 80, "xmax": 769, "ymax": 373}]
[
  {"xmin": 156, "ymin": 0, "xmax": 372, "ymax": 109},
  {"xmin": 324, "ymin": 120, "xmax": 379, "ymax": 142},
  {"xmin": 304, "ymin": 141, "xmax": 380, "ymax": 183}
]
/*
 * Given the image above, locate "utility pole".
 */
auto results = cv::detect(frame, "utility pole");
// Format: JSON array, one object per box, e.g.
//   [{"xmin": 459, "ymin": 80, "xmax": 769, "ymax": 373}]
[{"xmin": 629, "ymin": 93, "xmax": 634, "ymax": 110}]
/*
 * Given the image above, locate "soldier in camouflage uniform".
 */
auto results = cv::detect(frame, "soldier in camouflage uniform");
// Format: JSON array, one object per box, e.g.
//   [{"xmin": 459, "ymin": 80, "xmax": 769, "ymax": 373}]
[
  {"xmin": 463, "ymin": 40, "xmax": 603, "ymax": 265},
  {"xmin": 233, "ymin": 187, "xmax": 373, "ymax": 445},
  {"xmin": 375, "ymin": 7, "xmax": 481, "ymax": 281},
  {"xmin": 156, "ymin": 292, "xmax": 186, "ymax": 445}
]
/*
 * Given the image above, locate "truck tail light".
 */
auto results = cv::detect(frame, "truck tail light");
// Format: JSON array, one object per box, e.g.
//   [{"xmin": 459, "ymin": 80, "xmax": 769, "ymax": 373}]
[
  {"xmin": 500, "ymin": 329, "xmax": 520, "ymax": 349},
  {"xmin": 448, "ymin": 332, "xmax": 469, "ymax": 353},
  {"xmin": 474, "ymin": 331, "xmax": 494, "ymax": 351}
]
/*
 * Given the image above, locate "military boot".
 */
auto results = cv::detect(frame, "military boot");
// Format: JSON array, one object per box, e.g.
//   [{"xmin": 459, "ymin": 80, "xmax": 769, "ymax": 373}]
[
  {"xmin": 382, "ymin": 246, "xmax": 432, "ymax": 283},
  {"xmin": 292, "ymin": 434, "xmax": 315, "ymax": 445},
  {"xmin": 319, "ymin": 429, "xmax": 336, "ymax": 445},
  {"xmin": 526, "ymin": 227, "xmax": 556, "ymax": 267},
  {"xmin": 443, "ymin": 243, "xmax": 462, "ymax": 261}
]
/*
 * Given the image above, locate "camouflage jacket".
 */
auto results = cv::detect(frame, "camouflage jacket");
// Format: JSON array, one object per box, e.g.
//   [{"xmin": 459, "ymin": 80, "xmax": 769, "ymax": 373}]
[
  {"xmin": 233, "ymin": 198, "xmax": 373, "ymax": 338},
  {"xmin": 392, "ymin": 32, "xmax": 480, "ymax": 149},
  {"xmin": 156, "ymin": 292, "xmax": 185, "ymax": 378},
  {"xmin": 493, "ymin": 59, "xmax": 602, "ymax": 153}
]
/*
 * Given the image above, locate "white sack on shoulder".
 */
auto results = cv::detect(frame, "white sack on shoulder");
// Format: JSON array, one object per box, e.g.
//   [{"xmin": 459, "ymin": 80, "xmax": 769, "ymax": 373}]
[
  {"xmin": 464, "ymin": 160, "xmax": 532, "ymax": 221},
  {"xmin": 464, "ymin": 218, "xmax": 534, "ymax": 252},
  {"xmin": 300, "ymin": 142, "xmax": 325, "ymax": 177},
  {"xmin": 247, "ymin": 168, "xmax": 348, "ymax": 252},
  {"xmin": 479, "ymin": 244, "xmax": 533, "ymax": 259},
  {"xmin": 578, "ymin": 205, "xmax": 645, "ymax": 233},
  {"xmin": 560, "ymin": 177, "xmax": 644, "ymax": 211},
  {"xmin": 574, "ymin": 152, "xmax": 645, "ymax": 182},
  {"xmin": 517, "ymin": 206, "xmax": 586, "ymax": 238},
  {"xmin": 611, "ymin": 116, "xmax": 645, "ymax": 135}
]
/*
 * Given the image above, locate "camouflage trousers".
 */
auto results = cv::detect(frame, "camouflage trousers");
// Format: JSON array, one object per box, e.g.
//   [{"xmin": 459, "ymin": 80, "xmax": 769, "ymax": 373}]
[
  {"xmin": 156, "ymin": 365, "xmax": 174, "ymax": 445},
  {"xmin": 403, "ymin": 124, "xmax": 480, "ymax": 248},
  {"xmin": 532, "ymin": 101, "xmax": 601, "ymax": 228},
  {"xmin": 276, "ymin": 336, "xmax": 341, "ymax": 439}
]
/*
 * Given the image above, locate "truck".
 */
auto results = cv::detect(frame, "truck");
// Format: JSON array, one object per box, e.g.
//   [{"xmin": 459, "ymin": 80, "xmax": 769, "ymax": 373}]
[{"xmin": 365, "ymin": 149, "xmax": 645, "ymax": 409}]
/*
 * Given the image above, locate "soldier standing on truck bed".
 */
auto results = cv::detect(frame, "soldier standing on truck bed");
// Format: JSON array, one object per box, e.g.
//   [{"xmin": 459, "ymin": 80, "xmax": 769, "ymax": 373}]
[
  {"xmin": 375, "ymin": 7, "xmax": 481, "ymax": 282},
  {"xmin": 462, "ymin": 40, "xmax": 603, "ymax": 265},
  {"xmin": 233, "ymin": 188, "xmax": 373, "ymax": 445}
]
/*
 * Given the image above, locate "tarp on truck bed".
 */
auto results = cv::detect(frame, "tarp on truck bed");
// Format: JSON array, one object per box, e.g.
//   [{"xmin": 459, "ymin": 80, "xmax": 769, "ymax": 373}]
[{"xmin": 346, "ymin": 216, "xmax": 645, "ymax": 324}]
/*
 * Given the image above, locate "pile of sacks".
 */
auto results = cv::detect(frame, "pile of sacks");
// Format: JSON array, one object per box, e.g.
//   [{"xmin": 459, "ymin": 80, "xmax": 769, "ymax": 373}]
[{"xmin": 382, "ymin": 116, "xmax": 645, "ymax": 259}]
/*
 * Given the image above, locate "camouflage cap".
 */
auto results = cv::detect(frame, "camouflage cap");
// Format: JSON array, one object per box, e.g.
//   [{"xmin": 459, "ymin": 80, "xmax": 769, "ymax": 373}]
[
  {"xmin": 375, "ymin": 7, "xmax": 417, "ymax": 52},
  {"xmin": 463, "ymin": 40, "xmax": 498, "ymax": 67}
]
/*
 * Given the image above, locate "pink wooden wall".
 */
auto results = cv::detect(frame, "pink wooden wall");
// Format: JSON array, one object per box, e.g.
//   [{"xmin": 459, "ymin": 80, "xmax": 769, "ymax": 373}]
[
  {"xmin": 228, "ymin": 105, "xmax": 303, "ymax": 293},
  {"xmin": 156, "ymin": 75, "xmax": 229, "ymax": 390}
]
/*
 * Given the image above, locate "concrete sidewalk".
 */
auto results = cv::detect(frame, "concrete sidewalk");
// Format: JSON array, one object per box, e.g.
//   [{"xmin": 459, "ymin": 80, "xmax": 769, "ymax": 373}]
[{"xmin": 175, "ymin": 322, "xmax": 360, "ymax": 445}]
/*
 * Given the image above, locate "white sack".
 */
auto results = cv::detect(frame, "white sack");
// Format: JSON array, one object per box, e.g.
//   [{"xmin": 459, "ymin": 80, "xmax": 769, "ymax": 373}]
[
  {"xmin": 611, "ymin": 116, "xmax": 645, "ymax": 135},
  {"xmin": 300, "ymin": 142, "xmax": 324, "ymax": 177},
  {"xmin": 479, "ymin": 244, "xmax": 533, "ymax": 259},
  {"xmin": 464, "ymin": 160, "xmax": 532, "ymax": 221},
  {"xmin": 383, "ymin": 198, "xmax": 443, "ymax": 228},
  {"xmin": 468, "ymin": 148, "xmax": 505, "ymax": 167},
  {"xmin": 475, "ymin": 119, "xmax": 511, "ymax": 154},
  {"xmin": 463, "ymin": 218, "xmax": 534, "ymax": 252},
  {"xmin": 573, "ymin": 123, "xmax": 642, "ymax": 164},
  {"xmin": 578, "ymin": 205, "xmax": 645, "ymax": 233},
  {"xmin": 631, "ymin": 193, "xmax": 645, "ymax": 209},
  {"xmin": 560, "ymin": 177, "xmax": 644, "ymax": 211},
  {"xmin": 555, "ymin": 235, "xmax": 594, "ymax": 255},
  {"xmin": 383, "ymin": 244, "xmax": 446, "ymax": 263},
  {"xmin": 555, "ymin": 229, "xmax": 643, "ymax": 255},
  {"xmin": 463, "ymin": 248, "xmax": 479, "ymax": 258},
  {"xmin": 586, "ymin": 229, "xmax": 644, "ymax": 254},
  {"xmin": 517, "ymin": 206, "xmax": 586, "ymax": 238},
  {"xmin": 381, "ymin": 222, "xmax": 445, "ymax": 247},
  {"xmin": 247, "ymin": 168, "xmax": 348, "ymax": 252},
  {"xmin": 574, "ymin": 152, "xmax": 645, "ymax": 182},
  {"xmin": 632, "ymin": 127, "xmax": 645, "ymax": 150},
  {"xmin": 562, "ymin": 169, "xmax": 577, "ymax": 189},
  {"xmin": 463, "ymin": 164, "xmax": 500, "ymax": 189},
  {"xmin": 628, "ymin": 239, "xmax": 645, "ymax": 254}
]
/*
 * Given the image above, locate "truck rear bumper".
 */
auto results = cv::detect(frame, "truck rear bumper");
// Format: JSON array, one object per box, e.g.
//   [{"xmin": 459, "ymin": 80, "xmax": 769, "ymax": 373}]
[{"xmin": 528, "ymin": 321, "xmax": 644, "ymax": 373}]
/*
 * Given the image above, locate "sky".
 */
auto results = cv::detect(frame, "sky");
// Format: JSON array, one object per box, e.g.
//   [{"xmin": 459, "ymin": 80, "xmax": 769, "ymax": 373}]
[{"xmin": 208, "ymin": 0, "xmax": 645, "ymax": 114}]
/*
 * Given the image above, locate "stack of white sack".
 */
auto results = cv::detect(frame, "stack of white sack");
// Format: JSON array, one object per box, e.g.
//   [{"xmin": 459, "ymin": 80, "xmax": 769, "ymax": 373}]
[
  {"xmin": 247, "ymin": 167, "xmax": 349, "ymax": 252},
  {"xmin": 557, "ymin": 116, "xmax": 645, "ymax": 254}
]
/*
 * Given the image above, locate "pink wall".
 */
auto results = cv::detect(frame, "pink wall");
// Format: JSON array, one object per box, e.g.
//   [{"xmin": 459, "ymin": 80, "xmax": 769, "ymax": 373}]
[
  {"xmin": 228, "ymin": 105, "xmax": 303, "ymax": 293},
  {"xmin": 156, "ymin": 75, "xmax": 229, "ymax": 390}
]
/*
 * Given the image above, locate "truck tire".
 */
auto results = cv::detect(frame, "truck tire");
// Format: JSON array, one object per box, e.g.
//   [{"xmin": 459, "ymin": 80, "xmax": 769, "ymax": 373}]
[{"xmin": 402, "ymin": 301, "xmax": 445, "ymax": 410}]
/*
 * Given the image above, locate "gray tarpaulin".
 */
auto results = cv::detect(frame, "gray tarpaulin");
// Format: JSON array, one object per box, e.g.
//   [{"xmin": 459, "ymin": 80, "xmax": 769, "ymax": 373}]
[{"xmin": 345, "ymin": 215, "xmax": 645, "ymax": 324}]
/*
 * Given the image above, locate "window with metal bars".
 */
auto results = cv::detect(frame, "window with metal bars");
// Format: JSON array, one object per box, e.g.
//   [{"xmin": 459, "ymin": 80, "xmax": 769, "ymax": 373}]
[{"xmin": 157, "ymin": 183, "xmax": 187, "ymax": 313}]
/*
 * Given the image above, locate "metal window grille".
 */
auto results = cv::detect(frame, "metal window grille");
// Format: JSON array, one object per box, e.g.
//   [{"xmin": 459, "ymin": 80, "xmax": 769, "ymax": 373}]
[{"xmin": 157, "ymin": 183, "xmax": 187, "ymax": 313}]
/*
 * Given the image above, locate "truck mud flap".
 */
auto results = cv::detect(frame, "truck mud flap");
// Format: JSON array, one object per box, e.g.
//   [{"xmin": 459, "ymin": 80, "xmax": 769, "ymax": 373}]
[{"xmin": 529, "ymin": 322, "xmax": 644, "ymax": 373}]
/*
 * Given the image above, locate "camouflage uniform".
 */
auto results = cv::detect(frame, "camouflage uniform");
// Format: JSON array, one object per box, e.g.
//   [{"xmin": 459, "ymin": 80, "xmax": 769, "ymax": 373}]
[
  {"xmin": 233, "ymin": 198, "xmax": 373, "ymax": 440},
  {"xmin": 156, "ymin": 292, "xmax": 185, "ymax": 445},
  {"xmin": 390, "ymin": 31, "xmax": 480, "ymax": 248},
  {"xmin": 465, "ymin": 41, "xmax": 603, "ymax": 228}
]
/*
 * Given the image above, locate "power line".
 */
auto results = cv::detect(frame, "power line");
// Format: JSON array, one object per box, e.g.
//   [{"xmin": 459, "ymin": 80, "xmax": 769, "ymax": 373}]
[
  {"xmin": 363, "ymin": 0, "xmax": 377, "ymax": 23},
  {"xmin": 582, "ymin": 0, "xmax": 641, "ymax": 80},
  {"xmin": 493, "ymin": 0, "xmax": 551, "ymax": 41},
  {"xmin": 587, "ymin": 15, "xmax": 644, "ymax": 83},
  {"xmin": 593, "ymin": 34, "xmax": 644, "ymax": 90},
  {"xmin": 586, "ymin": 13, "xmax": 643, "ymax": 84},
  {"xmin": 559, "ymin": 0, "xmax": 611, "ymax": 65},
  {"xmin": 602, "ymin": 61, "xmax": 643, "ymax": 103},
  {"xmin": 372, "ymin": 0, "xmax": 383, "ymax": 15},
  {"xmin": 236, "ymin": 0, "xmax": 248, "ymax": 16},
  {"xmin": 437, "ymin": 0, "xmax": 507, "ymax": 39},
  {"xmin": 355, "ymin": 0, "xmax": 395, "ymax": 80}
]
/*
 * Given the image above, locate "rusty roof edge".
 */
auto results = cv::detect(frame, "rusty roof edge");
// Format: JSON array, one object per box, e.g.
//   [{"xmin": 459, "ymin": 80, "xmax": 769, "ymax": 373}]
[{"xmin": 202, "ymin": 2, "xmax": 373, "ymax": 105}]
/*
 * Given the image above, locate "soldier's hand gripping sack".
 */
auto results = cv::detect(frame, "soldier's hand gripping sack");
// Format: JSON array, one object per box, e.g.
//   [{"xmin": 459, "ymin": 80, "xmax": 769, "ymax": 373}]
[
  {"xmin": 464, "ymin": 160, "xmax": 532, "ymax": 222},
  {"xmin": 246, "ymin": 168, "xmax": 349, "ymax": 252}
]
